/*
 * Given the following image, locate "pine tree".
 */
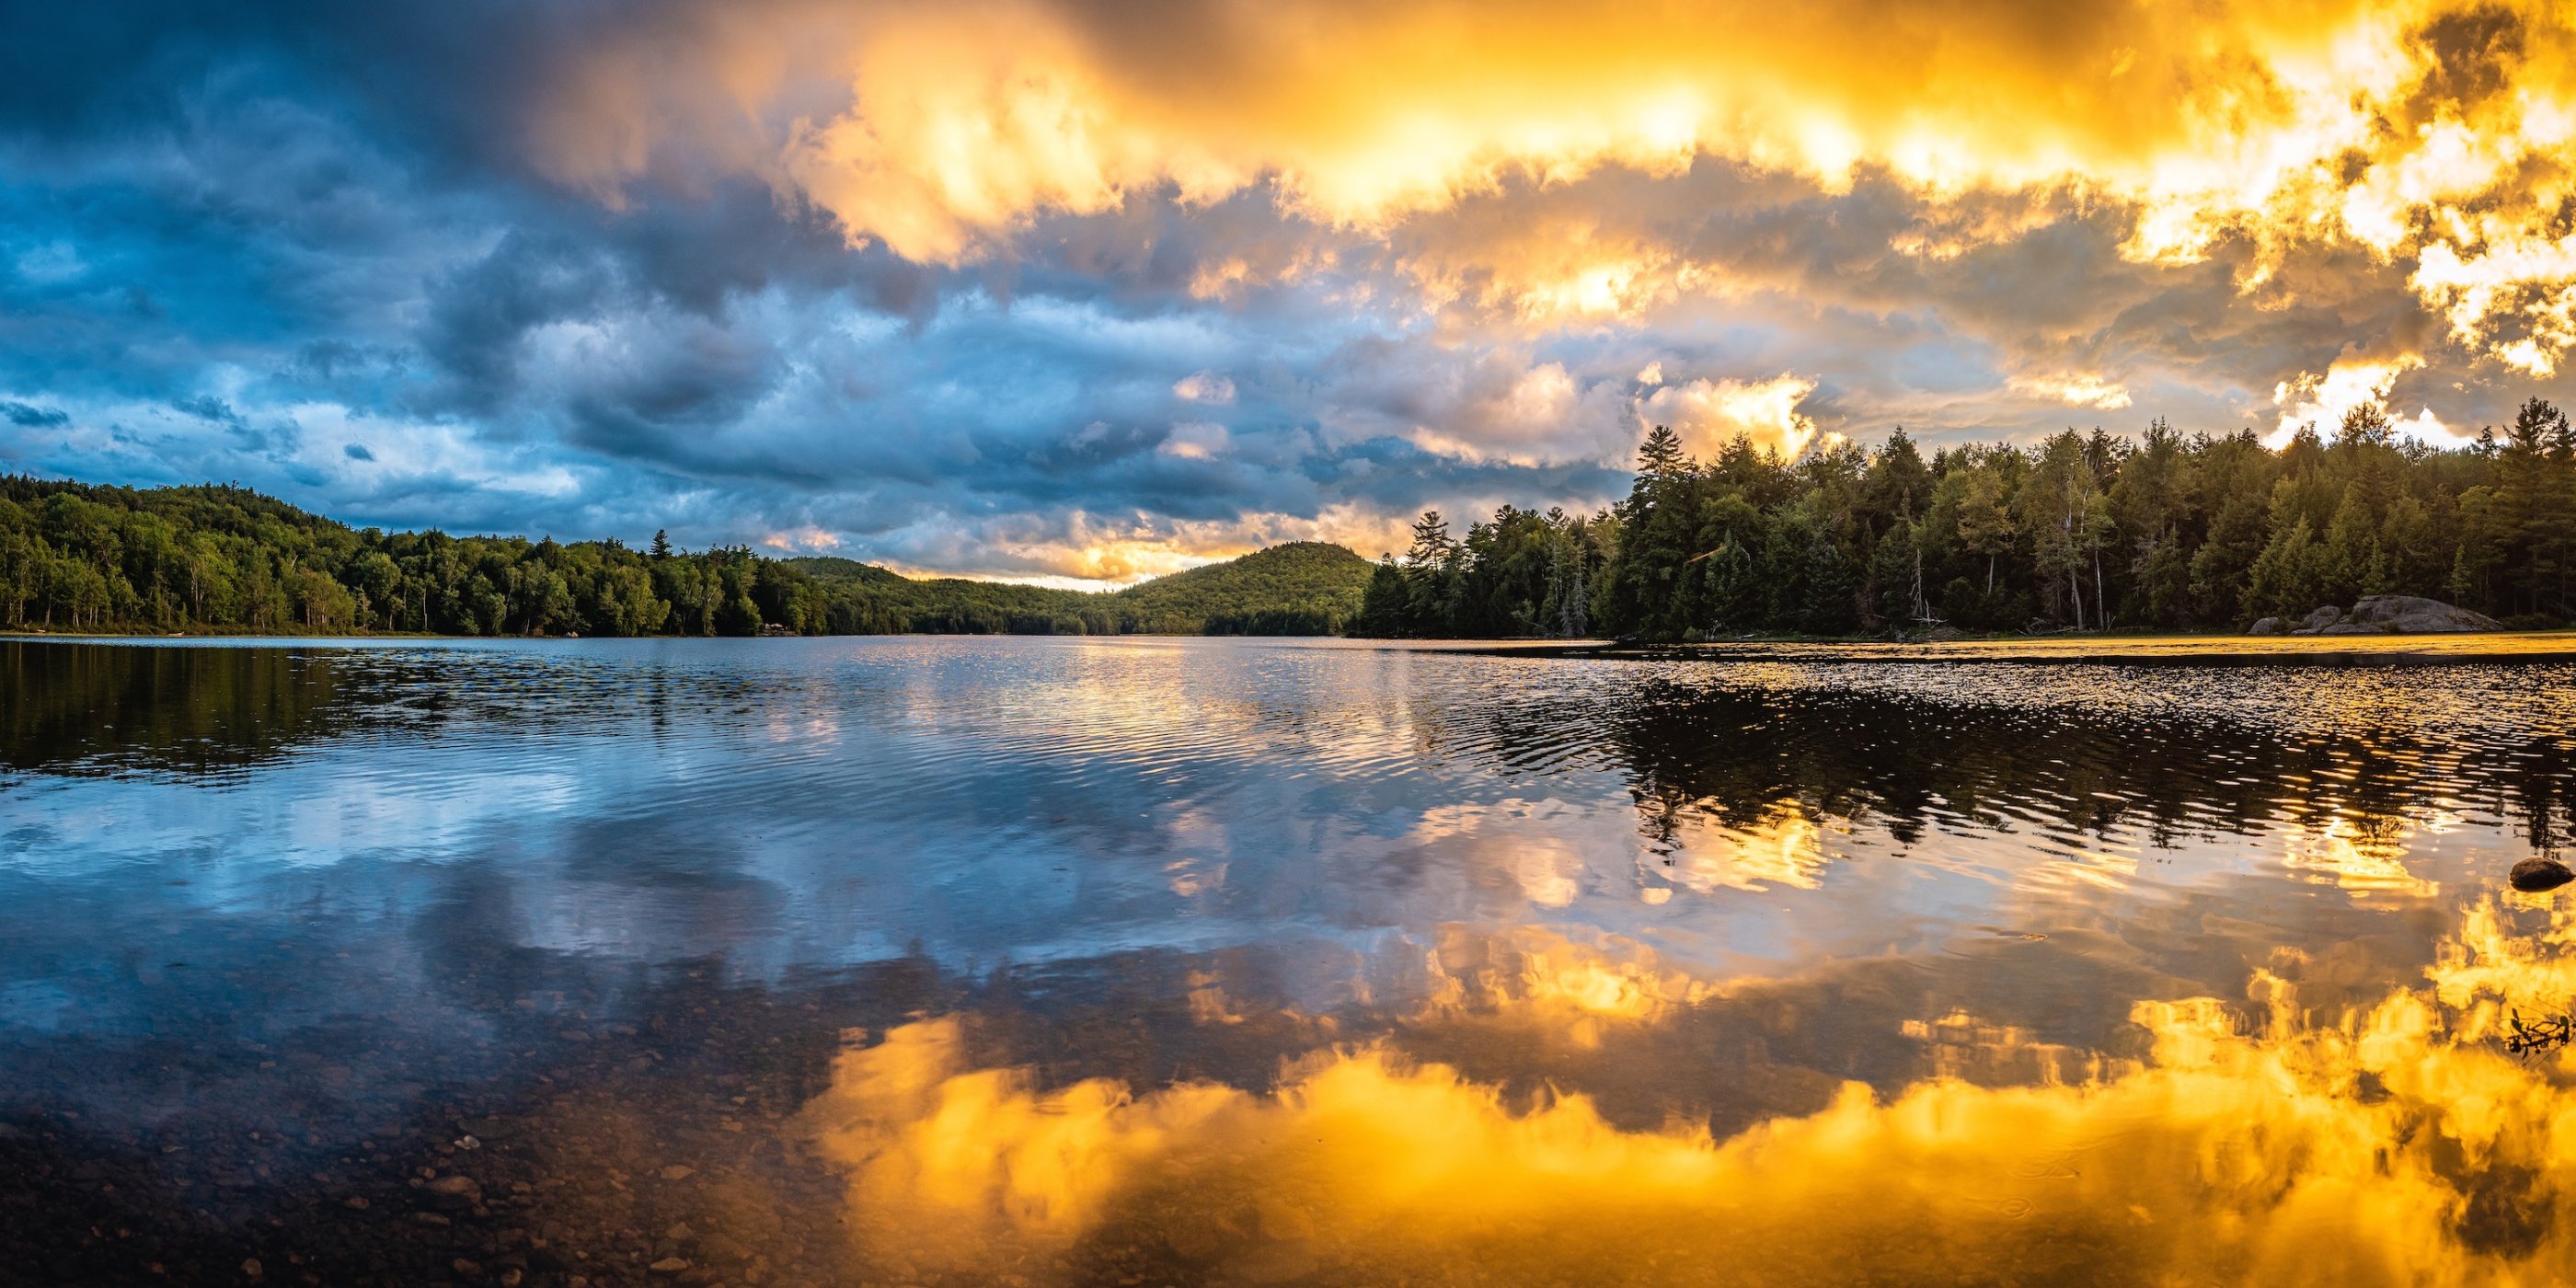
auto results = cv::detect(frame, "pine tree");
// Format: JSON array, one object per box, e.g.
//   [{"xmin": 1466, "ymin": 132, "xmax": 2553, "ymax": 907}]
[
  {"xmin": 2336, "ymin": 403, "xmax": 2396, "ymax": 449},
  {"xmin": 1955, "ymin": 462, "xmax": 2017, "ymax": 597},
  {"xmin": 1638, "ymin": 424, "xmax": 1686, "ymax": 477},
  {"xmin": 2322, "ymin": 487, "xmax": 2378, "ymax": 605},
  {"xmin": 1405, "ymin": 511, "xmax": 1454, "ymax": 568},
  {"xmin": 2248, "ymin": 518, "xmax": 2327, "ymax": 619}
]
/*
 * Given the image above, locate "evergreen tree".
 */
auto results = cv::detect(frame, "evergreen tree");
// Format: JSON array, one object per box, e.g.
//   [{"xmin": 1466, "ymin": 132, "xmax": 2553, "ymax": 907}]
[
  {"xmin": 1637, "ymin": 424, "xmax": 1687, "ymax": 477},
  {"xmin": 1954, "ymin": 460, "xmax": 2018, "ymax": 598},
  {"xmin": 18, "ymin": 391, "xmax": 2576, "ymax": 644}
]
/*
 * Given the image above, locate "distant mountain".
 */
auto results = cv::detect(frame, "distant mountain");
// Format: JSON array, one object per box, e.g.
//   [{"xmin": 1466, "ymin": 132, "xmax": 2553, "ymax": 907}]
[{"xmin": 785, "ymin": 539, "xmax": 1373, "ymax": 636}]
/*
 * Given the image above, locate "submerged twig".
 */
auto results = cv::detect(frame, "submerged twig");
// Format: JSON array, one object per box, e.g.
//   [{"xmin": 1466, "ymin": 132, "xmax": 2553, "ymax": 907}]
[{"xmin": 2503, "ymin": 1008, "xmax": 2573, "ymax": 1058}]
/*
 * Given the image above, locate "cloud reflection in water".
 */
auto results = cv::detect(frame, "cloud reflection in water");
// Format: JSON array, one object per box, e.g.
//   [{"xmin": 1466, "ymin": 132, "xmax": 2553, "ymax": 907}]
[
  {"xmin": 815, "ymin": 898, "xmax": 2576, "ymax": 1285},
  {"xmin": 8, "ymin": 639, "xmax": 2576, "ymax": 1282}
]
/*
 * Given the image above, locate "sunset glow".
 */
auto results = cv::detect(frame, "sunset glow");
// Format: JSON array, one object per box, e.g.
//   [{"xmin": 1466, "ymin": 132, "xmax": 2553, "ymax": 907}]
[
  {"xmin": 6, "ymin": 2, "xmax": 2573, "ymax": 577},
  {"xmin": 13, "ymin": 6, "xmax": 2576, "ymax": 1271},
  {"xmin": 811, "ymin": 899, "xmax": 2576, "ymax": 1283}
]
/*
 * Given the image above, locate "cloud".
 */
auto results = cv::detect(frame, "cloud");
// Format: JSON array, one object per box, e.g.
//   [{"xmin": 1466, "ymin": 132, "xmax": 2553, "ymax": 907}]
[
  {"xmin": 1170, "ymin": 369, "xmax": 1234, "ymax": 404},
  {"xmin": 2268, "ymin": 351, "xmax": 2475, "ymax": 448},
  {"xmin": 1640, "ymin": 374, "xmax": 1823, "ymax": 461},
  {"xmin": 1158, "ymin": 420, "xmax": 1228, "ymax": 460},
  {"xmin": 545, "ymin": 0, "xmax": 2576, "ymax": 373},
  {"xmin": 2007, "ymin": 374, "xmax": 2133, "ymax": 410},
  {"xmin": 0, "ymin": 0, "xmax": 2572, "ymax": 578},
  {"xmin": 170, "ymin": 395, "xmax": 236, "ymax": 422},
  {"xmin": 2, "ymin": 401, "xmax": 69, "ymax": 428}
]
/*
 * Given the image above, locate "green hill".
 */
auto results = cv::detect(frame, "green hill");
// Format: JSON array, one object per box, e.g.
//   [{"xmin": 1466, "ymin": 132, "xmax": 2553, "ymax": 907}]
[
  {"xmin": 1110, "ymin": 541, "xmax": 1372, "ymax": 633},
  {"xmin": 785, "ymin": 540, "xmax": 1372, "ymax": 636},
  {"xmin": 0, "ymin": 471, "xmax": 1377, "ymax": 638},
  {"xmin": 776, "ymin": 555, "xmax": 910, "ymax": 588}
]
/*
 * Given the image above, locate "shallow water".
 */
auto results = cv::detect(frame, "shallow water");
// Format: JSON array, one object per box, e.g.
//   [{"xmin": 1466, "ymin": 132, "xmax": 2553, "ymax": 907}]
[{"xmin": 4, "ymin": 636, "xmax": 2574, "ymax": 1285}]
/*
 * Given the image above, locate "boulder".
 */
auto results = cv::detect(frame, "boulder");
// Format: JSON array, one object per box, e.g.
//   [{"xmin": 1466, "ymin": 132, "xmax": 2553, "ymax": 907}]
[
  {"xmin": 2317, "ymin": 621, "xmax": 2391, "ymax": 636},
  {"xmin": 2510, "ymin": 856, "xmax": 2574, "ymax": 892},
  {"xmin": 2345, "ymin": 594, "xmax": 2501, "ymax": 634},
  {"xmin": 2247, "ymin": 616, "xmax": 2286, "ymax": 636},
  {"xmin": 2290, "ymin": 604, "xmax": 2343, "ymax": 635}
]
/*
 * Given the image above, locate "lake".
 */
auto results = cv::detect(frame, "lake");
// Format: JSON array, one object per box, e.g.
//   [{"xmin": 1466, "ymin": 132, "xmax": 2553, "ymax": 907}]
[{"xmin": 4, "ymin": 636, "xmax": 2574, "ymax": 1285}]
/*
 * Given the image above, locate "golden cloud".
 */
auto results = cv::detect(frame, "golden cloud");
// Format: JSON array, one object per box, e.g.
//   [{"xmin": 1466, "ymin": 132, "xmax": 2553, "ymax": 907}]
[
  {"xmin": 2009, "ymin": 373, "xmax": 2135, "ymax": 411},
  {"xmin": 1640, "ymin": 374, "xmax": 1823, "ymax": 461},
  {"xmin": 540, "ymin": 0, "xmax": 2576, "ymax": 371},
  {"xmin": 2268, "ymin": 351, "xmax": 2473, "ymax": 447}
]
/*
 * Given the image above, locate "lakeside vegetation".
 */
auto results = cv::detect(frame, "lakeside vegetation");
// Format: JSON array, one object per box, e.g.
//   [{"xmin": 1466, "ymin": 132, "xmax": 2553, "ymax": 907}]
[
  {"xmin": 788, "ymin": 542, "xmax": 1371, "ymax": 635},
  {"xmin": 0, "ymin": 475, "xmax": 1371, "ymax": 637},
  {"xmin": 1360, "ymin": 398, "xmax": 2576, "ymax": 639},
  {"xmin": 8, "ymin": 396, "xmax": 2571, "ymax": 643}
]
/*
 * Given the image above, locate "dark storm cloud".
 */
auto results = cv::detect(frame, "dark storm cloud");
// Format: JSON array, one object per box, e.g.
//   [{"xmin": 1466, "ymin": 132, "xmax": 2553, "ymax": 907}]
[
  {"xmin": 3, "ymin": 402, "xmax": 68, "ymax": 428},
  {"xmin": 0, "ymin": 0, "xmax": 1480, "ymax": 575}
]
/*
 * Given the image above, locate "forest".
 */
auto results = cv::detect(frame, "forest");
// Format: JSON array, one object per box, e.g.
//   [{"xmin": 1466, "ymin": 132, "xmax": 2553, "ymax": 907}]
[
  {"xmin": 0, "ymin": 475, "xmax": 1372, "ymax": 638},
  {"xmin": 1356, "ymin": 397, "xmax": 2576, "ymax": 639},
  {"xmin": 8, "ymin": 395, "xmax": 2572, "ymax": 641}
]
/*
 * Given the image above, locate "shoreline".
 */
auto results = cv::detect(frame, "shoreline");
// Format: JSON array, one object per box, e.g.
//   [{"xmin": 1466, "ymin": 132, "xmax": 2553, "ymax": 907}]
[
  {"xmin": 10, "ymin": 629, "xmax": 2576, "ymax": 666},
  {"xmin": 1464, "ymin": 631, "xmax": 2576, "ymax": 666}
]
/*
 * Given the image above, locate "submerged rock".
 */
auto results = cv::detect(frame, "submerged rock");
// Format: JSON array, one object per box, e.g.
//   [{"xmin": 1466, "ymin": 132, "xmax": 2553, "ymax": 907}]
[{"xmin": 2509, "ymin": 857, "xmax": 2574, "ymax": 892}]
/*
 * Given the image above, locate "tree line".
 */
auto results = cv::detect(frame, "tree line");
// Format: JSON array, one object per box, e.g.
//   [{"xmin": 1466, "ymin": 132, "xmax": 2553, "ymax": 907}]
[
  {"xmin": 1358, "ymin": 397, "xmax": 2576, "ymax": 638},
  {"xmin": 0, "ymin": 477, "xmax": 1368, "ymax": 638},
  {"xmin": 11, "ymin": 394, "xmax": 2571, "ymax": 643}
]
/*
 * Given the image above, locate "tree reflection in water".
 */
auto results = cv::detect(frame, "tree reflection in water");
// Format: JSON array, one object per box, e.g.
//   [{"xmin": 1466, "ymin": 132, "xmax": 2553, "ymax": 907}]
[{"xmin": 6, "ymin": 639, "xmax": 2576, "ymax": 1283}]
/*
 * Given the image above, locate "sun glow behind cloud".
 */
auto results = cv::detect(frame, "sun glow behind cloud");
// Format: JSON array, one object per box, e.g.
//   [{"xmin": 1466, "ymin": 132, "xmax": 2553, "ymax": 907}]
[
  {"xmin": 1639, "ymin": 374, "xmax": 1824, "ymax": 463},
  {"xmin": 12, "ymin": 0, "xmax": 2576, "ymax": 579},
  {"xmin": 545, "ymin": 0, "xmax": 2576, "ymax": 375},
  {"xmin": 2268, "ymin": 352, "xmax": 2475, "ymax": 448}
]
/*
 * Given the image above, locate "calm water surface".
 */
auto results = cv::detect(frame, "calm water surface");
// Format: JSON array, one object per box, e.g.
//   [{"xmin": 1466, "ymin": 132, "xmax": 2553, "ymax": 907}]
[{"xmin": 5, "ymin": 636, "xmax": 2575, "ymax": 1285}]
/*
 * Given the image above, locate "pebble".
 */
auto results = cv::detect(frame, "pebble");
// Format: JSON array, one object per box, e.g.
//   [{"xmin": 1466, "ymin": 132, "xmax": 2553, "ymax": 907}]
[{"xmin": 650, "ymin": 1256, "xmax": 693, "ymax": 1274}]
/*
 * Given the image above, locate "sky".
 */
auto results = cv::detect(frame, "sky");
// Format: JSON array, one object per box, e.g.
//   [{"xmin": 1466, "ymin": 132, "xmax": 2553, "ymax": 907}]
[{"xmin": 3, "ymin": 1, "xmax": 2574, "ymax": 587}]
